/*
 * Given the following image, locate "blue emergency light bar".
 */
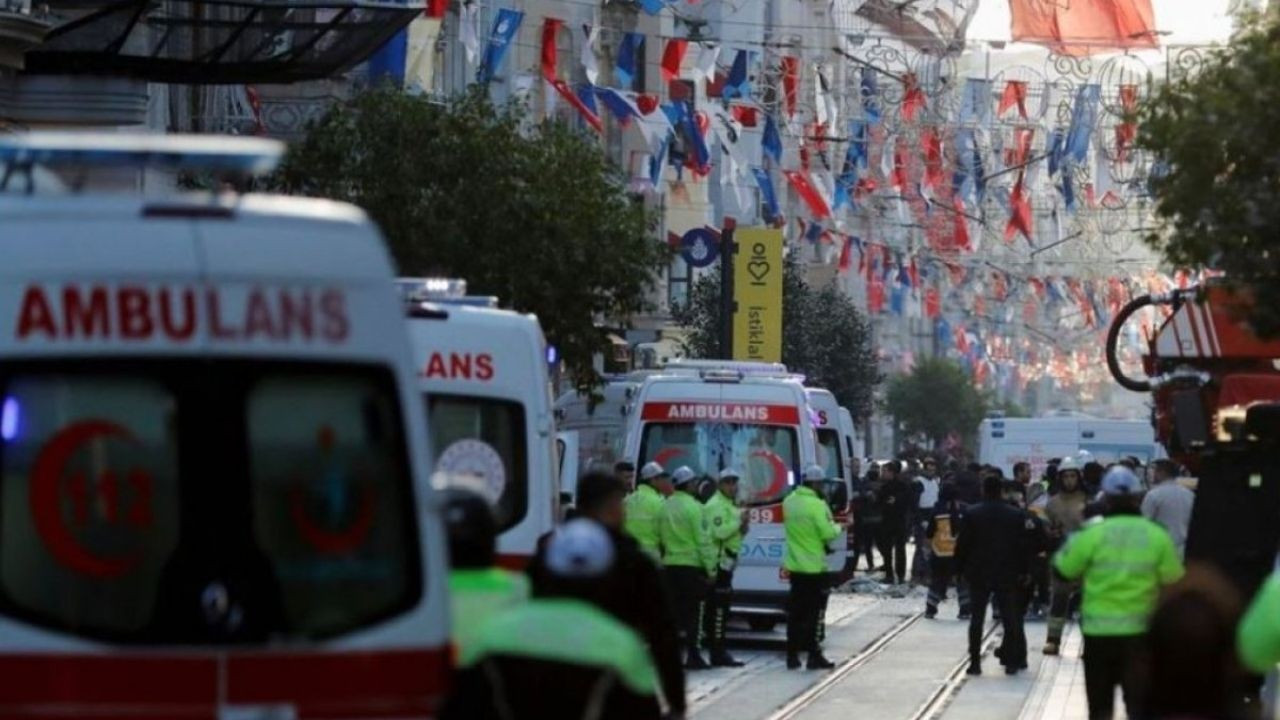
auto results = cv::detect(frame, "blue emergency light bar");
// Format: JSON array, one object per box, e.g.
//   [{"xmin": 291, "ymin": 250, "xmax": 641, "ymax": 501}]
[
  {"xmin": 0, "ymin": 132, "xmax": 285, "ymax": 174},
  {"xmin": 396, "ymin": 277, "xmax": 499, "ymax": 308}
]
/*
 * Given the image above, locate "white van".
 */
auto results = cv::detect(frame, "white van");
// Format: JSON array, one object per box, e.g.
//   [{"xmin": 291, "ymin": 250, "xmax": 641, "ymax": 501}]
[
  {"xmin": 805, "ymin": 388, "xmax": 853, "ymax": 490},
  {"xmin": 979, "ymin": 416, "xmax": 1160, "ymax": 478},
  {"xmin": 622, "ymin": 361, "xmax": 845, "ymax": 625},
  {"xmin": 554, "ymin": 371, "xmax": 653, "ymax": 479},
  {"xmin": 401, "ymin": 278, "xmax": 558, "ymax": 569},
  {"xmin": 838, "ymin": 406, "xmax": 861, "ymax": 474},
  {"xmin": 0, "ymin": 134, "xmax": 450, "ymax": 718}
]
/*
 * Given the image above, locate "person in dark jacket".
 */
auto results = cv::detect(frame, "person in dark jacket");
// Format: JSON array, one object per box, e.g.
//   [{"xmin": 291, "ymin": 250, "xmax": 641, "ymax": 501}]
[
  {"xmin": 852, "ymin": 466, "xmax": 882, "ymax": 573},
  {"xmin": 877, "ymin": 461, "xmax": 915, "ymax": 585},
  {"xmin": 528, "ymin": 472, "xmax": 684, "ymax": 717},
  {"xmin": 953, "ymin": 462, "xmax": 983, "ymax": 505},
  {"xmin": 955, "ymin": 474, "xmax": 1036, "ymax": 676}
]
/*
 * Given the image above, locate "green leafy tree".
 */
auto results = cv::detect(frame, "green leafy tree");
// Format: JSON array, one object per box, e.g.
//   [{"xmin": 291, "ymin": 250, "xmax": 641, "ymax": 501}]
[
  {"xmin": 1140, "ymin": 11, "xmax": 1280, "ymax": 336},
  {"xmin": 671, "ymin": 255, "xmax": 880, "ymax": 419},
  {"xmin": 885, "ymin": 357, "xmax": 988, "ymax": 447},
  {"xmin": 270, "ymin": 87, "xmax": 667, "ymax": 386}
]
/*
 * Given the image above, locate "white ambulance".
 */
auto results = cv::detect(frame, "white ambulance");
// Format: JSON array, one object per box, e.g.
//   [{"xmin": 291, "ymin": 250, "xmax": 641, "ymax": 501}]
[
  {"xmin": 400, "ymin": 278, "xmax": 559, "ymax": 569},
  {"xmin": 622, "ymin": 361, "xmax": 847, "ymax": 627},
  {"xmin": 0, "ymin": 134, "xmax": 450, "ymax": 718},
  {"xmin": 554, "ymin": 371, "xmax": 653, "ymax": 480}
]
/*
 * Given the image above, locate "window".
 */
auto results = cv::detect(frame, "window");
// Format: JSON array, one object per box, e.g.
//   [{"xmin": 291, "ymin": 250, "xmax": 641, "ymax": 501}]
[
  {"xmin": 427, "ymin": 395, "xmax": 527, "ymax": 531},
  {"xmin": 668, "ymin": 253, "xmax": 693, "ymax": 310},
  {"xmin": 816, "ymin": 428, "xmax": 844, "ymax": 481},
  {"xmin": 638, "ymin": 422, "xmax": 799, "ymax": 507},
  {"xmin": 0, "ymin": 361, "xmax": 420, "ymax": 644}
]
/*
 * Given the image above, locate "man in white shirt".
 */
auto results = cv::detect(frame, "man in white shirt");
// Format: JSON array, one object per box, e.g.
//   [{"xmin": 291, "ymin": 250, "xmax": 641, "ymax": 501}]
[
  {"xmin": 1140, "ymin": 459, "xmax": 1195, "ymax": 558},
  {"xmin": 911, "ymin": 457, "xmax": 942, "ymax": 584}
]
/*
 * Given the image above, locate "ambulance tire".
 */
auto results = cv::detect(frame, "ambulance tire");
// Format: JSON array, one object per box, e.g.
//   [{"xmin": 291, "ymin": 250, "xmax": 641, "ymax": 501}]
[{"xmin": 748, "ymin": 617, "xmax": 779, "ymax": 633}]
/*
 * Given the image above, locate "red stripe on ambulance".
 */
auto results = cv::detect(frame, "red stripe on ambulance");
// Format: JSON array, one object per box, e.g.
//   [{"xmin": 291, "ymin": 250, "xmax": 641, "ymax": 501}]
[
  {"xmin": 14, "ymin": 285, "xmax": 349, "ymax": 344},
  {"xmin": 640, "ymin": 402, "xmax": 801, "ymax": 425}
]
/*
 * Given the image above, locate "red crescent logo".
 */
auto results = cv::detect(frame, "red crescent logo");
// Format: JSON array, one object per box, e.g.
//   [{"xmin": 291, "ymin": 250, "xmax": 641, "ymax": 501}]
[
  {"xmin": 654, "ymin": 448, "xmax": 686, "ymax": 467},
  {"xmin": 29, "ymin": 420, "xmax": 144, "ymax": 579},
  {"xmin": 752, "ymin": 450, "xmax": 789, "ymax": 498},
  {"xmin": 289, "ymin": 486, "xmax": 376, "ymax": 556}
]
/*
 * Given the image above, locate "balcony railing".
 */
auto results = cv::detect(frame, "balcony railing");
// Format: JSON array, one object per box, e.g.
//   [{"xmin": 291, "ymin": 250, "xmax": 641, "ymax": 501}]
[{"xmin": 23, "ymin": 0, "xmax": 419, "ymax": 84}]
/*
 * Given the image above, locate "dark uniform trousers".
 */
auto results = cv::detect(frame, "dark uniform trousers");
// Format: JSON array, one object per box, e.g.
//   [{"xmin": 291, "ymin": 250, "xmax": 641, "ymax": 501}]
[
  {"xmin": 926, "ymin": 556, "xmax": 970, "ymax": 615},
  {"xmin": 1082, "ymin": 634, "xmax": 1143, "ymax": 720},
  {"xmin": 701, "ymin": 569, "xmax": 734, "ymax": 653},
  {"xmin": 786, "ymin": 572, "xmax": 831, "ymax": 655},
  {"xmin": 969, "ymin": 582, "xmax": 1026, "ymax": 669},
  {"xmin": 666, "ymin": 566, "xmax": 708, "ymax": 654}
]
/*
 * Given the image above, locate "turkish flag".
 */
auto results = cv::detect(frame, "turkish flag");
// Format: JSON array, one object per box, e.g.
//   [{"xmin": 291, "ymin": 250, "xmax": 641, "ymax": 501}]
[
  {"xmin": 426, "ymin": 0, "xmax": 447, "ymax": 18},
  {"xmin": 1010, "ymin": 0, "xmax": 1158, "ymax": 56}
]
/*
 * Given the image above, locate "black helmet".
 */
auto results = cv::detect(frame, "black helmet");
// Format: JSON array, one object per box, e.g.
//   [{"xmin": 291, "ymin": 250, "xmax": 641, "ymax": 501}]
[{"xmin": 442, "ymin": 488, "xmax": 497, "ymax": 569}]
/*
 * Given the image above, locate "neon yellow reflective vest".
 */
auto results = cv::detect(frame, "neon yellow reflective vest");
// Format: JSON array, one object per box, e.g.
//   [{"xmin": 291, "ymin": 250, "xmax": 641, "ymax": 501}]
[
  {"xmin": 449, "ymin": 567, "xmax": 531, "ymax": 667},
  {"xmin": 1053, "ymin": 514, "xmax": 1184, "ymax": 636},
  {"xmin": 624, "ymin": 483, "xmax": 664, "ymax": 559},
  {"xmin": 704, "ymin": 490, "xmax": 744, "ymax": 572},
  {"xmin": 468, "ymin": 598, "xmax": 659, "ymax": 695},
  {"xmin": 1239, "ymin": 573, "xmax": 1280, "ymax": 673},
  {"xmin": 660, "ymin": 490, "xmax": 716, "ymax": 574},
  {"xmin": 783, "ymin": 485, "xmax": 840, "ymax": 574}
]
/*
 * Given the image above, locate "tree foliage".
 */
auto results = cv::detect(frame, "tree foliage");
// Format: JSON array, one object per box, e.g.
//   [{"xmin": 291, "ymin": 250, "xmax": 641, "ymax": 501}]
[
  {"xmin": 1139, "ymin": 11, "xmax": 1280, "ymax": 336},
  {"xmin": 671, "ymin": 255, "xmax": 881, "ymax": 419},
  {"xmin": 270, "ymin": 87, "xmax": 667, "ymax": 386},
  {"xmin": 885, "ymin": 357, "xmax": 988, "ymax": 447}
]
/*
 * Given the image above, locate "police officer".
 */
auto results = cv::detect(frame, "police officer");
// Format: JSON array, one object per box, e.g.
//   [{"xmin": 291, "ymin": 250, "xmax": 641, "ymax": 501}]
[
  {"xmin": 625, "ymin": 461, "xmax": 671, "ymax": 560},
  {"xmin": 1054, "ymin": 466, "xmax": 1184, "ymax": 720},
  {"xmin": 443, "ymin": 519, "xmax": 662, "ymax": 720},
  {"xmin": 702, "ymin": 468, "xmax": 748, "ymax": 667},
  {"xmin": 955, "ymin": 474, "xmax": 1035, "ymax": 676},
  {"xmin": 661, "ymin": 465, "xmax": 717, "ymax": 670},
  {"xmin": 783, "ymin": 465, "xmax": 842, "ymax": 670},
  {"xmin": 444, "ymin": 489, "xmax": 531, "ymax": 666}
]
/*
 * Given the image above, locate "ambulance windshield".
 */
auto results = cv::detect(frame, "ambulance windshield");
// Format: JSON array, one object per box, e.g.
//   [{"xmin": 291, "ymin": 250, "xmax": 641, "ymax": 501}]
[
  {"xmin": 816, "ymin": 429, "xmax": 843, "ymax": 481},
  {"xmin": 426, "ymin": 395, "xmax": 527, "ymax": 531},
  {"xmin": 637, "ymin": 423, "xmax": 799, "ymax": 506},
  {"xmin": 0, "ymin": 361, "xmax": 421, "ymax": 645}
]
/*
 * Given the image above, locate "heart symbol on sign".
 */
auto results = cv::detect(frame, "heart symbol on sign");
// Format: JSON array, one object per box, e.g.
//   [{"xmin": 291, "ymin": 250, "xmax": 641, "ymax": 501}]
[{"xmin": 748, "ymin": 260, "xmax": 770, "ymax": 282}]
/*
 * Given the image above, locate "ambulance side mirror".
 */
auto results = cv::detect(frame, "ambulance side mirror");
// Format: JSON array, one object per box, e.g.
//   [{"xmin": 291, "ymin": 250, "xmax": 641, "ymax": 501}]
[{"xmin": 821, "ymin": 480, "xmax": 849, "ymax": 514}]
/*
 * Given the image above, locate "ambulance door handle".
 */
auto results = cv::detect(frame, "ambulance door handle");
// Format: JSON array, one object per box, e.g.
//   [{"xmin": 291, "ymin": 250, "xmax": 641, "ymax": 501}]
[{"xmin": 537, "ymin": 413, "xmax": 553, "ymax": 437}]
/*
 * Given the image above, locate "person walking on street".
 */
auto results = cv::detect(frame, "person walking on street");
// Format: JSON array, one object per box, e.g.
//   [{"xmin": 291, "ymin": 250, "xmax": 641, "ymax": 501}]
[
  {"xmin": 444, "ymin": 489, "xmax": 530, "ymax": 667},
  {"xmin": 443, "ymin": 519, "xmax": 662, "ymax": 720},
  {"xmin": 784, "ymin": 465, "xmax": 842, "ymax": 670},
  {"xmin": 660, "ymin": 466, "xmax": 717, "ymax": 670},
  {"xmin": 529, "ymin": 472, "xmax": 687, "ymax": 718},
  {"xmin": 1043, "ymin": 455, "xmax": 1089, "ymax": 656},
  {"xmin": 878, "ymin": 460, "xmax": 913, "ymax": 585},
  {"xmin": 702, "ymin": 468, "xmax": 748, "ymax": 668},
  {"xmin": 911, "ymin": 457, "xmax": 942, "ymax": 585},
  {"xmin": 1053, "ymin": 466, "xmax": 1184, "ymax": 720},
  {"xmin": 955, "ymin": 475, "xmax": 1035, "ymax": 676},
  {"xmin": 1141, "ymin": 459, "xmax": 1195, "ymax": 559},
  {"xmin": 851, "ymin": 466, "xmax": 882, "ymax": 573},
  {"xmin": 924, "ymin": 483, "xmax": 970, "ymax": 620},
  {"xmin": 625, "ymin": 462, "xmax": 671, "ymax": 560}
]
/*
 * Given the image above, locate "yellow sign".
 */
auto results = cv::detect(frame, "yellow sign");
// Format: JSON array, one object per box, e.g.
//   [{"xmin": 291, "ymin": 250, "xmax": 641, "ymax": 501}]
[{"xmin": 733, "ymin": 227, "xmax": 783, "ymax": 362}]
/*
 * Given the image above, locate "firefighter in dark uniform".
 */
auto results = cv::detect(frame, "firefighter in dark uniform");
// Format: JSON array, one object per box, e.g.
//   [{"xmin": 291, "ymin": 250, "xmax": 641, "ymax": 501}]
[
  {"xmin": 702, "ymin": 468, "xmax": 748, "ymax": 667},
  {"xmin": 955, "ymin": 474, "xmax": 1036, "ymax": 676}
]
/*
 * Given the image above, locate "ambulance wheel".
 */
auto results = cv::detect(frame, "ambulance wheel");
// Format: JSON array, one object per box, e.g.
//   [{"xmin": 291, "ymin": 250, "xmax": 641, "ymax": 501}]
[{"xmin": 748, "ymin": 617, "xmax": 779, "ymax": 633}]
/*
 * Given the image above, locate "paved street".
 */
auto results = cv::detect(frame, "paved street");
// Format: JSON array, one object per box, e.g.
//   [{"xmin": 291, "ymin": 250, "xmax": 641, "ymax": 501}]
[{"xmin": 690, "ymin": 581, "xmax": 1109, "ymax": 720}]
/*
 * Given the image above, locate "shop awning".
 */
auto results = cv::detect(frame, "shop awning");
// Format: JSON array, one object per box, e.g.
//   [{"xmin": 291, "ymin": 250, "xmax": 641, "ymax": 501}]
[{"xmin": 23, "ymin": 0, "xmax": 418, "ymax": 84}]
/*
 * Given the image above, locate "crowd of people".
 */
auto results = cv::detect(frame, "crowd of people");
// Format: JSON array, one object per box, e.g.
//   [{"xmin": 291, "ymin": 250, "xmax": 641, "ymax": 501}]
[{"xmin": 442, "ymin": 450, "xmax": 1280, "ymax": 720}]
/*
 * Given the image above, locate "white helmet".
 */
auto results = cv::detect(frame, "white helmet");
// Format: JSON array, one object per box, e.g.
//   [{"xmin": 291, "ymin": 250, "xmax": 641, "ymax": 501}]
[
  {"xmin": 803, "ymin": 465, "xmax": 827, "ymax": 483},
  {"xmin": 1102, "ymin": 465, "xmax": 1141, "ymax": 496},
  {"xmin": 639, "ymin": 461, "xmax": 667, "ymax": 481},
  {"xmin": 718, "ymin": 468, "xmax": 743, "ymax": 482},
  {"xmin": 1058, "ymin": 456, "xmax": 1081, "ymax": 473},
  {"xmin": 672, "ymin": 466, "xmax": 698, "ymax": 486},
  {"xmin": 545, "ymin": 519, "xmax": 615, "ymax": 578}
]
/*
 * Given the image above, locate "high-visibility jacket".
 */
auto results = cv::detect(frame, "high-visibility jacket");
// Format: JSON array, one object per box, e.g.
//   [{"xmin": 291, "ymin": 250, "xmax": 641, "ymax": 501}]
[
  {"xmin": 660, "ymin": 490, "xmax": 716, "ymax": 574},
  {"xmin": 1053, "ymin": 513, "xmax": 1184, "ymax": 636},
  {"xmin": 783, "ymin": 485, "xmax": 840, "ymax": 574},
  {"xmin": 624, "ymin": 483, "xmax": 665, "ymax": 559},
  {"xmin": 704, "ymin": 490, "xmax": 744, "ymax": 572},
  {"xmin": 449, "ymin": 567, "xmax": 531, "ymax": 667},
  {"xmin": 1239, "ymin": 573, "xmax": 1280, "ymax": 674}
]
